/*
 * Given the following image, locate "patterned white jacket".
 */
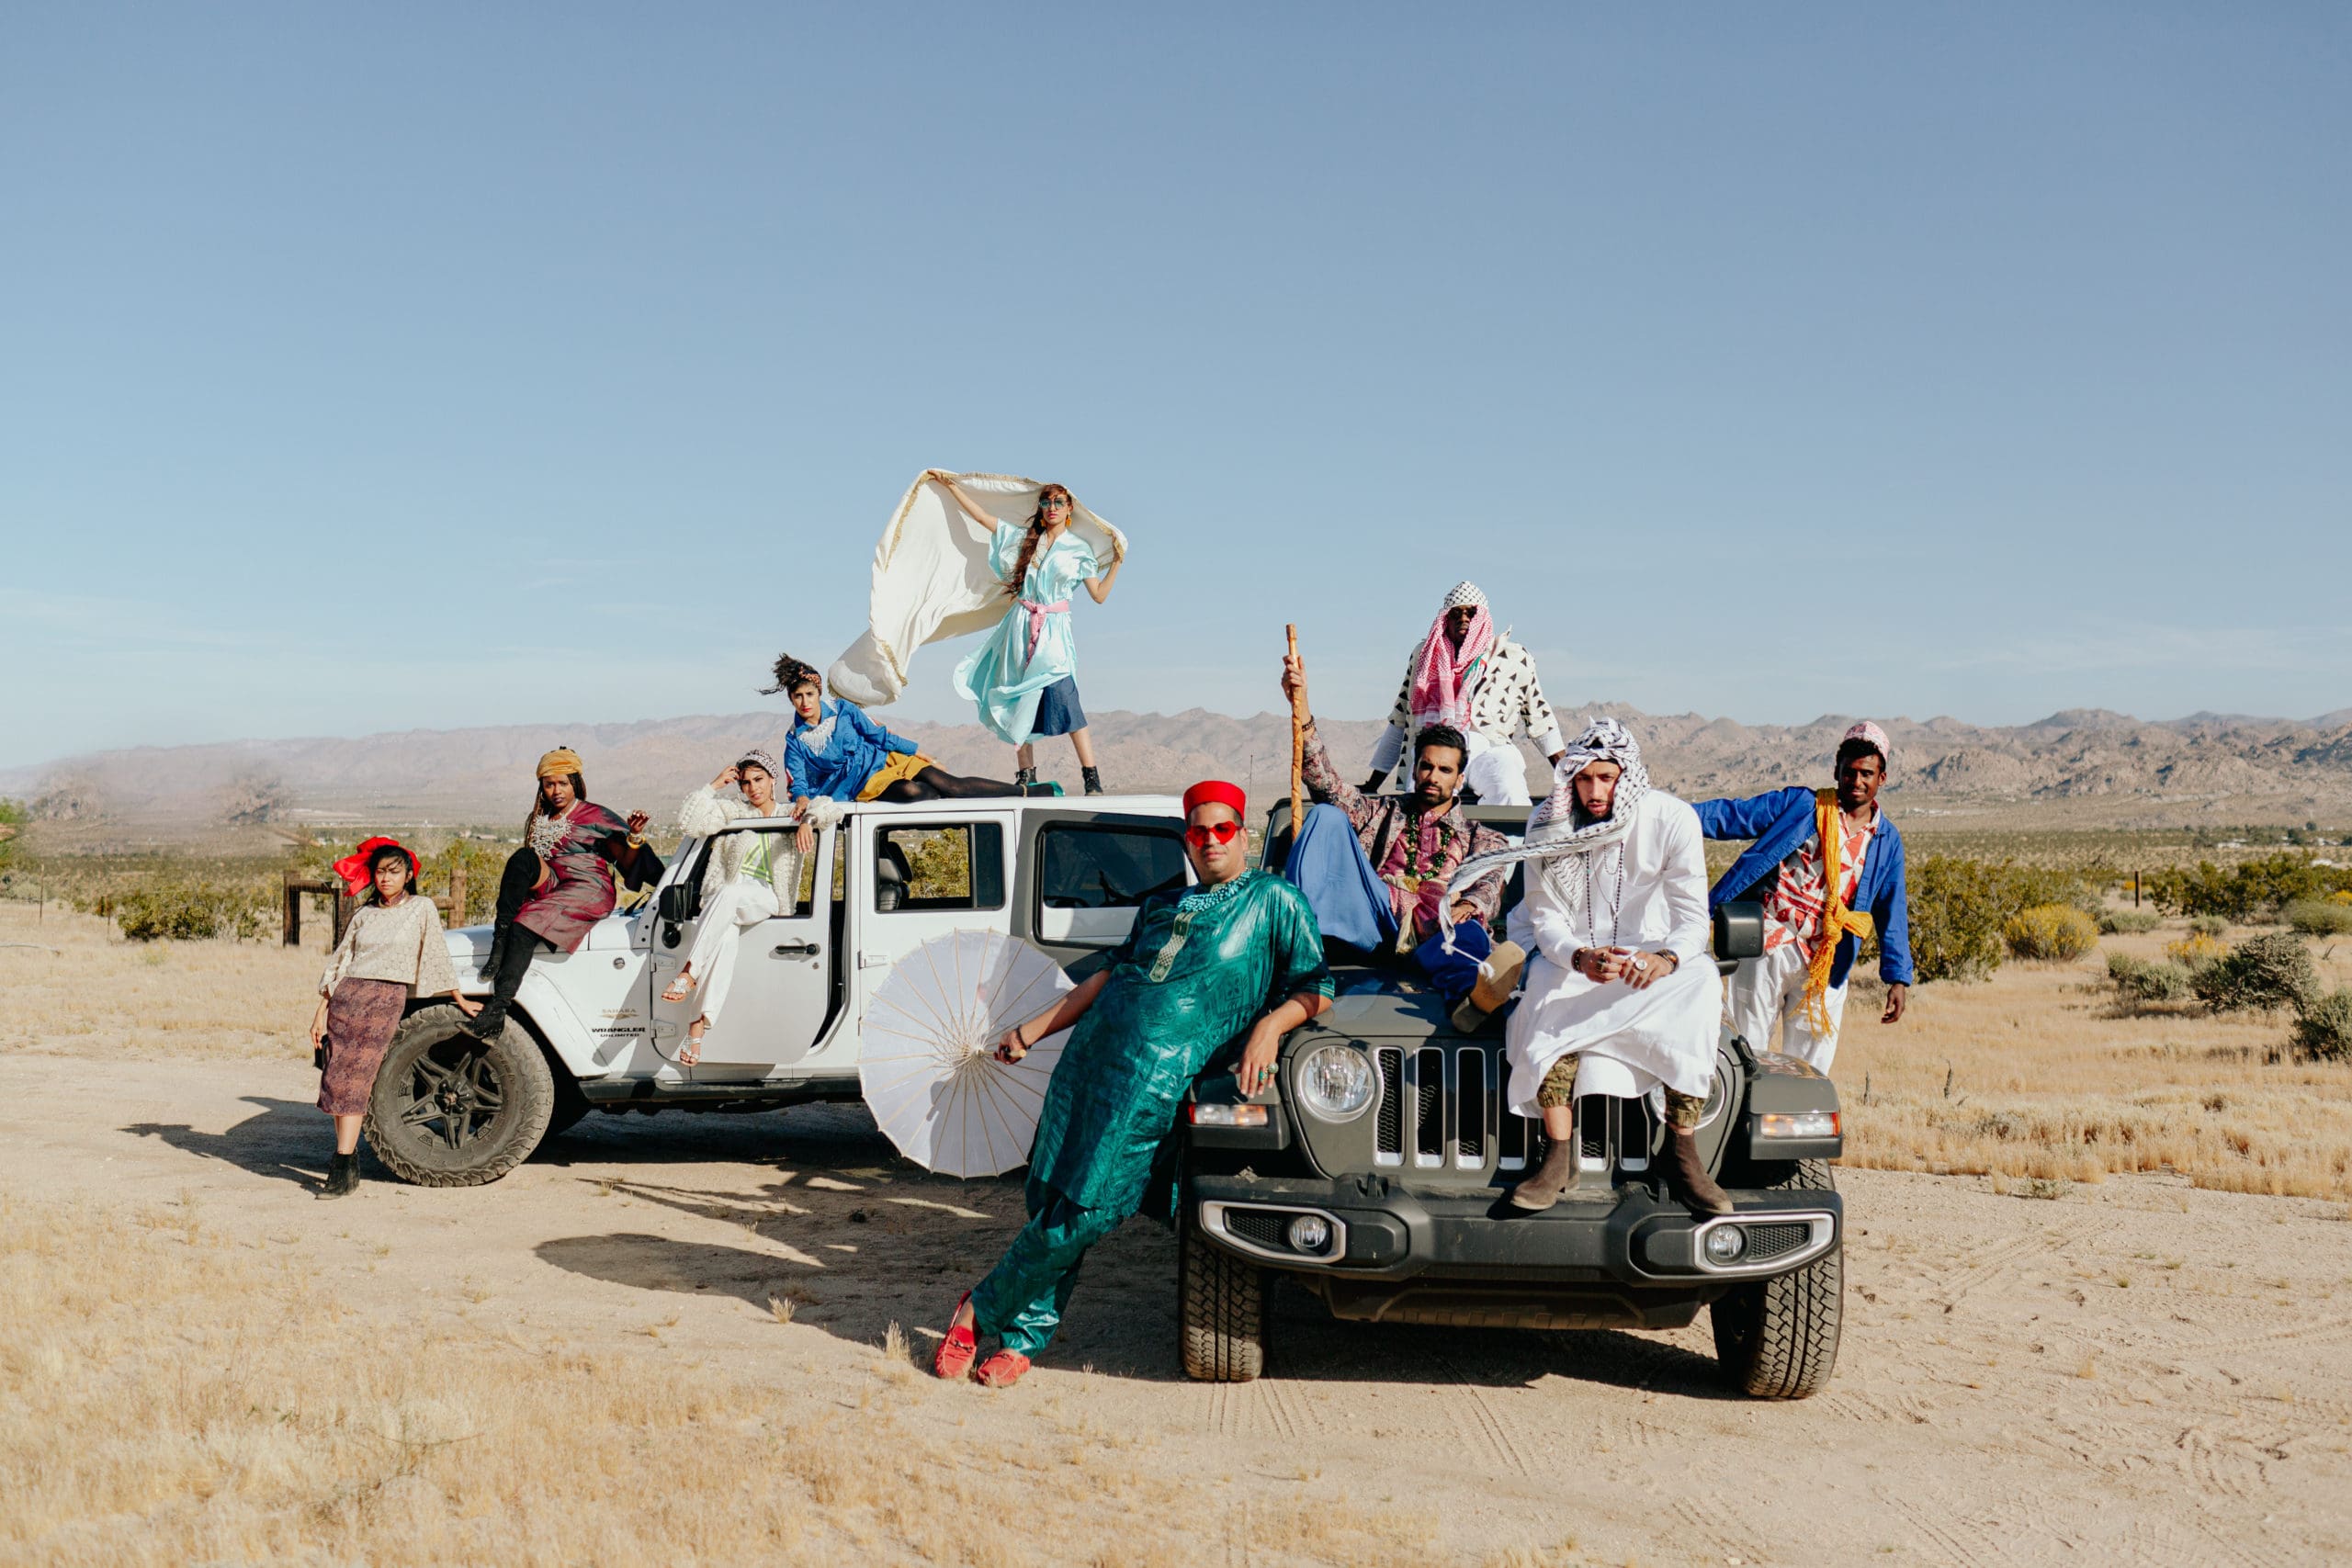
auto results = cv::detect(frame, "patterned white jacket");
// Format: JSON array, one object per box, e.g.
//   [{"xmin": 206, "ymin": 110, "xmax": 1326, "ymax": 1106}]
[{"xmin": 1366, "ymin": 631, "xmax": 1565, "ymax": 775}]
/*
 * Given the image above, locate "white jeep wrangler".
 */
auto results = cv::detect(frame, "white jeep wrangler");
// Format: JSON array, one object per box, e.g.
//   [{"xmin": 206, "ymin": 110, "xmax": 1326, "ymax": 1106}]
[{"xmin": 359, "ymin": 796, "xmax": 1192, "ymax": 1185}]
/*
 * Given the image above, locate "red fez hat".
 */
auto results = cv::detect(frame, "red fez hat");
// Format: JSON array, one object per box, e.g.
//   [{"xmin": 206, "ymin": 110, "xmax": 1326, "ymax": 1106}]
[
  {"xmin": 1182, "ymin": 780, "xmax": 1247, "ymax": 818},
  {"xmin": 333, "ymin": 836, "xmax": 418, "ymax": 897}
]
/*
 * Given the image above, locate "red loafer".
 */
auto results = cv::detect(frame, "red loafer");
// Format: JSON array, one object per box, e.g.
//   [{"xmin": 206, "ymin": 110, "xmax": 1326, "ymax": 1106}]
[
  {"xmin": 975, "ymin": 1349, "xmax": 1031, "ymax": 1388},
  {"xmin": 933, "ymin": 1292, "xmax": 978, "ymax": 1381}
]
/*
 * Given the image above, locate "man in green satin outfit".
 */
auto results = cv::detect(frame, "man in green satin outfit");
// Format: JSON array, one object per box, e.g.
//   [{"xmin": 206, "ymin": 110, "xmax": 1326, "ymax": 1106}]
[{"xmin": 933, "ymin": 779, "xmax": 1334, "ymax": 1388}]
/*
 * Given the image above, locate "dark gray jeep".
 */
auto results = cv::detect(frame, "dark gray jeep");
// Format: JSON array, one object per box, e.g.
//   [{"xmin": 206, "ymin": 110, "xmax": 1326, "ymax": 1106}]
[{"xmin": 1172, "ymin": 803, "xmax": 1847, "ymax": 1398}]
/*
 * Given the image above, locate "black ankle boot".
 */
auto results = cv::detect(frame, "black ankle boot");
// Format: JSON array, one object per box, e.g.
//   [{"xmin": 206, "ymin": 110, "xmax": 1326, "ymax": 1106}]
[
  {"xmin": 1014, "ymin": 767, "xmax": 1036, "ymax": 789},
  {"xmin": 318, "ymin": 1151, "xmax": 360, "ymax": 1200},
  {"xmin": 1509, "ymin": 1133, "xmax": 1578, "ymax": 1212},
  {"xmin": 1667, "ymin": 1129, "xmax": 1733, "ymax": 1216},
  {"xmin": 1081, "ymin": 766, "xmax": 1103, "ymax": 796}
]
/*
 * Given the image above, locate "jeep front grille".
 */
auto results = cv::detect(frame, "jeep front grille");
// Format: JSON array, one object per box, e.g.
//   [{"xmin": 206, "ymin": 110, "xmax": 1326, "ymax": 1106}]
[{"xmin": 1371, "ymin": 1045, "xmax": 1660, "ymax": 1178}]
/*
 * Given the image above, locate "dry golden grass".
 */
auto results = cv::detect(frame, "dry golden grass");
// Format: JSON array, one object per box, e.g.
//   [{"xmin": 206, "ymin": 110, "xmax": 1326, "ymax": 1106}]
[
  {"xmin": 0, "ymin": 1190, "xmax": 1434, "ymax": 1566},
  {"xmin": 0, "ymin": 902, "xmax": 320, "ymax": 1063},
  {"xmin": 1839, "ymin": 918, "xmax": 2352, "ymax": 1199}
]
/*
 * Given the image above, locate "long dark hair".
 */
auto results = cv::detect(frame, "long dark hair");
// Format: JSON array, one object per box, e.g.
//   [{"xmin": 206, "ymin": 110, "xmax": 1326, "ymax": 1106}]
[
  {"xmin": 360, "ymin": 844, "xmax": 420, "ymax": 907},
  {"xmin": 1001, "ymin": 484, "xmax": 1073, "ymax": 603},
  {"xmin": 760, "ymin": 652, "xmax": 823, "ymax": 698}
]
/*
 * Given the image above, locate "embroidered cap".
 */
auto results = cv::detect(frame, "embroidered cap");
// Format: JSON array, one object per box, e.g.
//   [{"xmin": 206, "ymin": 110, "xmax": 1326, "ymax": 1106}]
[
  {"xmin": 1840, "ymin": 721, "xmax": 1892, "ymax": 778},
  {"xmin": 737, "ymin": 748, "xmax": 781, "ymax": 777}
]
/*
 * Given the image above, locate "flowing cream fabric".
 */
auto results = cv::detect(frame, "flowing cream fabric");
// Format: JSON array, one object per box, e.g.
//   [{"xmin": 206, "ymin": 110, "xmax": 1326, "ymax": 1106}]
[{"xmin": 827, "ymin": 470, "xmax": 1126, "ymax": 707}]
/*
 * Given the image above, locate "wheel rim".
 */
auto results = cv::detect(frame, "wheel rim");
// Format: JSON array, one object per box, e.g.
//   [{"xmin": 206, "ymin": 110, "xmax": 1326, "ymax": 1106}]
[{"xmin": 396, "ymin": 1038, "xmax": 509, "ymax": 1154}]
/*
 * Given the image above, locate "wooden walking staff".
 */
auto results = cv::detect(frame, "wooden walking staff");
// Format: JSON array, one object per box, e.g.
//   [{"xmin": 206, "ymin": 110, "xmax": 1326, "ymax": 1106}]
[{"xmin": 1286, "ymin": 625, "xmax": 1306, "ymax": 843}]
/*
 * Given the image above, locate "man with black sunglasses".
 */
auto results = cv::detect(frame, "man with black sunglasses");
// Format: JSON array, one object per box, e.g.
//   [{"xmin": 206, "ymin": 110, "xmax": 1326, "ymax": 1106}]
[
  {"xmin": 930, "ymin": 779, "xmax": 1334, "ymax": 1390},
  {"xmin": 1278, "ymin": 649, "xmax": 1511, "ymax": 1007}
]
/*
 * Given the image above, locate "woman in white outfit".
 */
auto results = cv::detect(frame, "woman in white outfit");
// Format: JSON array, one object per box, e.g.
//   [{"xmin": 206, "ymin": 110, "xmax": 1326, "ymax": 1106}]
[
  {"xmin": 662, "ymin": 750, "xmax": 841, "ymax": 1065},
  {"xmin": 1440, "ymin": 717, "xmax": 1729, "ymax": 1214}
]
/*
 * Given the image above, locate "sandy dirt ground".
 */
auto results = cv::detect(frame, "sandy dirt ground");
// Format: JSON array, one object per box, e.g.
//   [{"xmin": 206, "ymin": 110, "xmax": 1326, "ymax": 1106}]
[{"xmin": 6, "ymin": 1054, "xmax": 2347, "ymax": 1567}]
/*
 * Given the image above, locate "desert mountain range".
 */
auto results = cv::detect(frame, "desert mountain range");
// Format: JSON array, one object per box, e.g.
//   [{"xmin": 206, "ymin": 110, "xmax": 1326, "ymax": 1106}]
[{"xmin": 8, "ymin": 703, "xmax": 2352, "ymax": 838}]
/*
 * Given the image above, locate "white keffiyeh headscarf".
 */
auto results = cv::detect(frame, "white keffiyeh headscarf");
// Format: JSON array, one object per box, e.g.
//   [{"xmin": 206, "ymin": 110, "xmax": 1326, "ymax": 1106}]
[{"xmin": 1439, "ymin": 716, "xmax": 1653, "ymax": 949}]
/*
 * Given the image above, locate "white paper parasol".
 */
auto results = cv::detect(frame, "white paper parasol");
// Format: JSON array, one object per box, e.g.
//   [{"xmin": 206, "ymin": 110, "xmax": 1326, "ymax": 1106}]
[{"xmin": 859, "ymin": 930, "xmax": 1075, "ymax": 1179}]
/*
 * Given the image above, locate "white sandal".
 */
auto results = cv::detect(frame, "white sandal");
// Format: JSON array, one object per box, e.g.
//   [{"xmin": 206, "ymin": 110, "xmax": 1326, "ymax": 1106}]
[{"xmin": 661, "ymin": 972, "xmax": 697, "ymax": 1004}]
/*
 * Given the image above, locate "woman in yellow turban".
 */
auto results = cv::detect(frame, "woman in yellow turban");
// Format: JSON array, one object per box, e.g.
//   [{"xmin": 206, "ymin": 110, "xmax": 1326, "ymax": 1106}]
[{"xmin": 464, "ymin": 748, "xmax": 661, "ymax": 1041}]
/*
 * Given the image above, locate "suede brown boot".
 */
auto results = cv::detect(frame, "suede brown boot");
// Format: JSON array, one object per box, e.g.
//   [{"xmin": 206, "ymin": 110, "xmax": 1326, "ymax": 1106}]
[
  {"xmin": 1666, "ymin": 1129, "xmax": 1733, "ymax": 1216},
  {"xmin": 1509, "ymin": 1132, "xmax": 1579, "ymax": 1212}
]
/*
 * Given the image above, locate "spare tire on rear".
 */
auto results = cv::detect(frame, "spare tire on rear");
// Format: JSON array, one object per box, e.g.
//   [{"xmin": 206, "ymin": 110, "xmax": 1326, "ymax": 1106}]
[{"xmin": 363, "ymin": 1004, "xmax": 554, "ymax": 1187}]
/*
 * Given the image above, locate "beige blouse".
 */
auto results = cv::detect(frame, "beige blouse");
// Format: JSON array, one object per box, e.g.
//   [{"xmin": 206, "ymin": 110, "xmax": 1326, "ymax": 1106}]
[{"xmin": 319, "ymin": 894, "xmax": 459, "ymax": 999}]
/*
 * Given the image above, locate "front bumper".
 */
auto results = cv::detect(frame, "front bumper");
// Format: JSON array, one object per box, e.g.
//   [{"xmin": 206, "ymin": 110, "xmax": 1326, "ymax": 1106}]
[{"xmin": 1191, "ymin": 1171, "xmax": 1839, "ymax": 1287}]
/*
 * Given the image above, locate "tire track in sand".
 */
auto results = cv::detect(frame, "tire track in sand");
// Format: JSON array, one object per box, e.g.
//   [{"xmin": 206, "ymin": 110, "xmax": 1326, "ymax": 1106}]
[{"xmin": 1427, "ymin": 1348, "xmax": 1536, "ymax": 1479}]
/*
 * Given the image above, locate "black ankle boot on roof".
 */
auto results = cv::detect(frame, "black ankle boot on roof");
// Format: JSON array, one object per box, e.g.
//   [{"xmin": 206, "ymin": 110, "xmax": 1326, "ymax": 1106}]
[{"xmin": 1081, "ymin": 766, "xmax": 1103, "ymax": 796}]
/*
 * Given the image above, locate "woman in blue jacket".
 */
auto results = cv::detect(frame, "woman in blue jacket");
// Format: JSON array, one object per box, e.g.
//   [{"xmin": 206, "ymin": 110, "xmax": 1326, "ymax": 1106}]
[
  {"xmin": 1690, "ymin": 721, "xmax": 1912, "ymax": 1073},
  {"xmin": 765, "ymin": 654, "xmax": 1046, "ymax": 804}
]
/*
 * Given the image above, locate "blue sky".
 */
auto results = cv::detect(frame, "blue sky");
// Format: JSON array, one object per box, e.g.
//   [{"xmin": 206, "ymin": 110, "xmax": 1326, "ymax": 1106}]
[{"xmin": 5, "ymin": 4, "xmax": 2347, "ymax": 771}]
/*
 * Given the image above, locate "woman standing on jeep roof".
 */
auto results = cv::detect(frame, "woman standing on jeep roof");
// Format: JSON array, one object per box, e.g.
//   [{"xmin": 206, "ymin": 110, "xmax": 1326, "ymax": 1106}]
[
  {"xmin": 765, "ymin": 654, "xmax": 1052, "ymax": 804},
  {"xmin": 309, "ymin": 837, "xmax": 480, "ymax": 1198},
  {"xmin": 939, "ymin": 476, "xmax": 1121, "ymax": 795},
  {"xmin": 463, "ymin": 748, "xmax": 662, "ymax": 1042},
  {"xmin": 661, "ymin": 750, "xmax": 842, "ymax": 1065}
]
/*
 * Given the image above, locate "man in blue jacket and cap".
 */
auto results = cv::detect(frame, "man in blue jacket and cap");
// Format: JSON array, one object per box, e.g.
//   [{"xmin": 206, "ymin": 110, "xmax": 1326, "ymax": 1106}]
[{"xmin": 1691, "ymin": 721, "xmax": 1912, "ymax": 1074}]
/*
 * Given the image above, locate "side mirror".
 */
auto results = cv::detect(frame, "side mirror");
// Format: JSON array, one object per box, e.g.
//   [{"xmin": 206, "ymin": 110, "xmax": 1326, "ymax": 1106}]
[
  {"xmin": 657, "ymin": 883, "xmax": 695, "ymax": 923},
  {"xmin": 1713, "ymin": 899, "xmax": 1765, "ymax": 962}
]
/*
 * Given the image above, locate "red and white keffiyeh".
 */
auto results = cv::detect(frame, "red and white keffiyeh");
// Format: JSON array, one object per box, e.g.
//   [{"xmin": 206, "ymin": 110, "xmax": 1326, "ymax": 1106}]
[{"xmin": 1407, "ymin": 581, "xmax": 1495, "ymax": 731}]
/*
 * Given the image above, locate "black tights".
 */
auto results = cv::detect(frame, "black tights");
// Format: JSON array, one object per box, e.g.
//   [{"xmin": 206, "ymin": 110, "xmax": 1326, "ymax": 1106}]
[
  {"xmin": 875, "ymin": 765, "xmax": 1033, "ymax": 803},
  {"xmin": 472, "ymin": 848, "xmax": 554, "ymax": 1031}
]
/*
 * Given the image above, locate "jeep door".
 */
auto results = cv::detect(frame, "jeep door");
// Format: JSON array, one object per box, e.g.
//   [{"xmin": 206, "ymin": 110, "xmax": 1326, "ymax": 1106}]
[
  {"xmin": 660, "ymin": 822, "xmax": 839, "ymax": 1079},
  {"xmin": 853, "ymin": 811, "xmax": 1018, "ymax": 1039},
  {"xmin": 1012, "ymin": 809, "xmax": 1193, "ymax": 977}
]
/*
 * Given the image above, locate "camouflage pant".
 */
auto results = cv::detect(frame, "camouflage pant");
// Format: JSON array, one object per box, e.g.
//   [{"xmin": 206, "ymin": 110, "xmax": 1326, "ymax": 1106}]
[{"xmin": 1536, "ymin": 1055, "xmax": 1705, "ymax": 1128}]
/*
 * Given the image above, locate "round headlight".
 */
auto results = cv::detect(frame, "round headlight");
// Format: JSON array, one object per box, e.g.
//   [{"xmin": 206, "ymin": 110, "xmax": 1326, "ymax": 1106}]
[
  {"xmin": 1295, "ymin": 1043, "xmax": 1375, "ymax": 1122},
  {"xmin": 1286, "ymin": 1214, "xmax": 1331, "ymax": 1253},
  {"xmin": 1704, "ymin": 1225, "xmax": 1747, "ymax": 1264}
]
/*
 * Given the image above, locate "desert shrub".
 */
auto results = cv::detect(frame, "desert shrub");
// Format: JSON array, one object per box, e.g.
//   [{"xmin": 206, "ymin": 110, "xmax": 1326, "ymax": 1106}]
[
  {"xmin": 2146, "ymin": 853, "xmax": 2352, "ymax": 921},
  {"xmin": 2290, "ymin": 989, "xmax": 2352, "ymax": 1063},
  {"xmin": 2188, "ymin": 915, "xmax": 2228, "ymax": 938},
  {"xmin": 2284, "ymin": 897, "xmax": 2352, "ymax": 937},
  {"xmin": 0, "ymin": 797, "xmax": 23, "ymax": 873},
  {"xmin": 2107, "ymin": 953, "xmax": 2190, "ymax": 1005},
  {"xmin": 2098, "ymin": 908, "xmax": 2159, "ymax": 935},
  {"xmin": 2190, "ymin": 931, "xmax": 2317, "ymax": 1015},
  {"xmin": 116, "ymin": 884, "xmax": 224, "ymax": 942},
  {"xmin": 2165, "ymin": 931, "xmax": 2227, "ymax": 969},
  {"xmin": 1906, "ymin": 858, "xmax": 2106, "ymax": 983},
  {"xmin": 2003, "ymin": 904, "xmax": 2098, "ymax": 961}
]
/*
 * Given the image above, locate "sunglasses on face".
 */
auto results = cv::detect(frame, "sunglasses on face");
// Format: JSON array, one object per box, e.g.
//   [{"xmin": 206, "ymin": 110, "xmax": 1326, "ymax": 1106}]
[{"xmin": 1184, "ymin": 820, "xmax": 1244, "ymax": 849}]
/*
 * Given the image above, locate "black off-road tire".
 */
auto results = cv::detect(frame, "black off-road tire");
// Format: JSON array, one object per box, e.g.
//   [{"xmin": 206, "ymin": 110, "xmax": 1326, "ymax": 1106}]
[
  {"xmin": 362, "ymin": 1005, "xmax": 555, "ymax": 1187},
  {"xmin": 1709, "ymin": 1158, "xmax": 1842, "ymax": 1399},
  {"xmin": 1178, "ymin": 1209, "xmax": 1268, "ymax": 1382}
]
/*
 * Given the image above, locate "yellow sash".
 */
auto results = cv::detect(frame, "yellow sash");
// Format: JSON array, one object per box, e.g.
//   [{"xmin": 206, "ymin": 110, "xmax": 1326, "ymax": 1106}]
[{"xmin": 1805, "ymin": 789, "xmax": 1875, "ymax": 1034}]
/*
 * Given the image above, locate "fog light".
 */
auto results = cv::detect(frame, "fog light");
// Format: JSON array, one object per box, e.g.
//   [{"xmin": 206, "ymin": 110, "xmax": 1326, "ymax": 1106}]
[
  {"xmin": 1187, "ymin": 1104, "xmax": 1269, "ymax": 1128},
  {"xmin": 1758, "ymin": 1111, "xmax": 1839, "ymax": 1139},
  {"xmin": 1704, "ymin": 1226, "xmax": 1747, "ymax": 1264},
  {"xmin": 1286, "ymin": 1214, "xmax": 1331, "ymax": 1253}
]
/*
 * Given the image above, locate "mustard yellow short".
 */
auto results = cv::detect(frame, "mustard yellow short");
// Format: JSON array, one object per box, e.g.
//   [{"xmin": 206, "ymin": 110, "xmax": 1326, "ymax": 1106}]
[{"xmin": 856, "ymin": 751, "xmax": 933, "ymax": 801}]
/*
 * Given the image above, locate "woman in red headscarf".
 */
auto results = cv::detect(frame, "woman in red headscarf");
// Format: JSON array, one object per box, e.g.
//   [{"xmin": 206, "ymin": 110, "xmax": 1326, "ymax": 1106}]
[{"xmin": 307, "ymin": 839, "xmax": 480, "ymax": 1198}]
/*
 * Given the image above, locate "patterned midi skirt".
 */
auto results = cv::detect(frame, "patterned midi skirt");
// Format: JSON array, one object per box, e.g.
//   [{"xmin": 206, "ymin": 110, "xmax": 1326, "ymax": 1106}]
[{"xmin": 320, "ymin": 977, "xmax": 408, "ymax": 1115}]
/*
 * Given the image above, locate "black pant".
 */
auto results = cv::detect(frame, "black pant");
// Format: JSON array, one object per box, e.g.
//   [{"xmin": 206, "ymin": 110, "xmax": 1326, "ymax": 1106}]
[
  {"xmin": 875, "ymin": 764, "xmax": 1046, "ymax": 803},
  {"xmin": 475, "ymin": 849, "xmax": 555, "ymax": 1029}
]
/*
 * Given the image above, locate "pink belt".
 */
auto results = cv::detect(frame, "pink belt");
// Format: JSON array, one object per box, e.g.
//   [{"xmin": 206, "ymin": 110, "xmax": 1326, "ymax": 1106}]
[{"xmin": 1020, "ymin": 599, "xmax": 1069, "ymax": 660}]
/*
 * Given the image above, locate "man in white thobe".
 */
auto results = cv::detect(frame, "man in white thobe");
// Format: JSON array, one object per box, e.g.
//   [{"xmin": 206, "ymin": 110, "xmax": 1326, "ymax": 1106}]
[{"xmin": 1442, "ymin": 718, "xmax": 1729, "ymax": 1214}]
